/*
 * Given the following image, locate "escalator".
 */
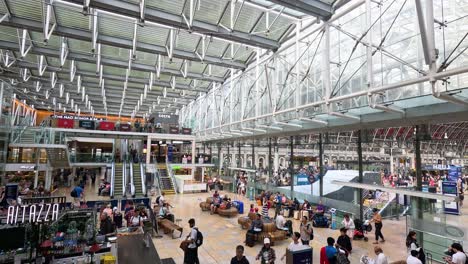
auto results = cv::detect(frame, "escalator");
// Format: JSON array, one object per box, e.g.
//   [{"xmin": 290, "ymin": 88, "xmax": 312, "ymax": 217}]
[
  {"xmin": 158, "ymin": 164, "xmax": 175, "ymax": 195},
  {"xmin": 113, "ymin": 163, "xmax": 124, "ymax": 198},
  {"xmin": 133, "ymin": 163, "xmax": 145, "ymax": 197}
]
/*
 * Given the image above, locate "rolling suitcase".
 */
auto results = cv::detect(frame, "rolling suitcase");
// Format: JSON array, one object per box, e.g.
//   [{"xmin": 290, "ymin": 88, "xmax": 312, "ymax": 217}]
[
  {"xmin": 235, "ymin": 200, "xmax": 244, "ymax": 214},
  {"xmin": 246, "ymin": 232, "xmax": 255, "ymax": 247},
  {"xmin": 294, "ymin": 211, "xmax": 300, "ymax": 220}
]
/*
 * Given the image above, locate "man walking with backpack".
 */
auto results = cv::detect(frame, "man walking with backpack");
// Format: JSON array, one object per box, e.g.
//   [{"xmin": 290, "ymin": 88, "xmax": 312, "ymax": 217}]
[{"xmin": 184, "ymin": 218, "xmax": 202, "ymax": 264}]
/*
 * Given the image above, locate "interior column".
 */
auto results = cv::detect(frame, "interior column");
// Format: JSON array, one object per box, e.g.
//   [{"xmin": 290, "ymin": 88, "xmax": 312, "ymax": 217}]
[
  {"xmin": 357, "ymin": 130, "xmax": 364, "ymax": 221},
  {"xmin": 289, "ymin": 136, "xmax": 294, "ymax": 197},
  {"xmin": 319, "ymin": 133, "xmax": 324, "ymax": 197},
  {"xmin": 146, "ymin": 136, "xmax": 151, "ymax": 165}
]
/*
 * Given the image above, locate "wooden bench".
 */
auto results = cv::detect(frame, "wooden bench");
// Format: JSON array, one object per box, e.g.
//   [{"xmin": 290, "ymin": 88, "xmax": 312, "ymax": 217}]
[{"xmin": 158, "ymin": 219, "xmax": 183, "ymax": 239}]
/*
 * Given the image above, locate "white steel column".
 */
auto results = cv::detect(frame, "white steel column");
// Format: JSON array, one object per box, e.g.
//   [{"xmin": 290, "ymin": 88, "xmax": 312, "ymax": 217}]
[
  {"xmin": 191, "ymin": 140, "xmax": 196, "ymax": 178},
  {"xmin": 366, "ymin": 0, "xmax": 373, "ymax": 101},
  {"xmin": 146, "ymin": 136, "xmax": 151, "ymax": 165},
  {"xmin": 295, "ymin": 21, "xmax": 301, "ymax": 108},
  {"xmin": 425, "ymin": 0, "xmax": 437, "ymax": 73},
  {"xmin": 255, "ymin": 49, "xmax": 260, "ymax": 117},
  {"xmin": 45, "ymin": 167, "xmax": 52, "ymax": 191},
  {"xmin": 323, "ymin": 23, "xmax": 331, "ymax": 108},
  {"xmin": 0, "ymin": 82, "xmax": 4, "ymax": 117}
]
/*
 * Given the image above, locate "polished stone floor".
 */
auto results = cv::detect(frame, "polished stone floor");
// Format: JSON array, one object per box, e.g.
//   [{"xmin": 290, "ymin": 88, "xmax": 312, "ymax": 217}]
[
  {"xmin": 58, "ymin": 174, "xmax": 468, "ymax": 263},
  {"xmin": 151, "ymin": 192, "xmax": 408, "ymax": 264}
]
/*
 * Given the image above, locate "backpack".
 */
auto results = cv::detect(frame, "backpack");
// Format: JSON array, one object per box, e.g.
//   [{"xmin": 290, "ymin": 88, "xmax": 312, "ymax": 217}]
[
  {"xmin": 337, "ymin": 253, "xmax": 350, "ymax": 264},
  {"xmin": 194, "ymin": 228, "xmax": 203, "ymax": 247},
  {"xmin": 70, "ymin": 188, "xmax": 77, "ymax": 198},
  {"xmin": 306, "ymin": 224, "xmax": 314, "ymax": 240}
]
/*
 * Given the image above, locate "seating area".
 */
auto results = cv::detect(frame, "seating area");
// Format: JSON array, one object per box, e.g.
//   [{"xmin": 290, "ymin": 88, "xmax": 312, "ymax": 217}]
[
  {"xmin": 158, "ymin": 219, "xmax": 183, "ymax": 239},
  {"xmin": 199, "ymin": 197, "xmax": 239, "ymax": 217}
]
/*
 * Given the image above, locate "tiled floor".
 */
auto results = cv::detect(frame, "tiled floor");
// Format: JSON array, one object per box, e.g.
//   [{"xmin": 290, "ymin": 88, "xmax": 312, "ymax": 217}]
[
  {"xmin": 61, "ymin": 174, "xmax": 468, "ymax": 263},
  {"xmin": 151, "ymin": 192, "xmax": 408, "ymax": 264}
]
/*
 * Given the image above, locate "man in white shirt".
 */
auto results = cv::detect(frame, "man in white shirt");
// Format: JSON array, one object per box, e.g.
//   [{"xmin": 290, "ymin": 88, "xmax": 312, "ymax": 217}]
[
  {"xmin": 407, "ymin": 250, "xmax": 422, "ymax": 264},
  {"xmin": 447, "ymin": 243, "xmax": 467, "ymax": 264},
  {"xmin": 275, "ymin": 214, "xmax": 288, "ymax": 231},
  {"xmin": 184, "ymin": 218, "xmax": 200, "ymax": 264},
  {"xmin": 281, "ymin": 232, "xmax": 309, "ymax": 261},
  {"xmin": 374, "ymin": 246, "xmax": 388, "ymax": 264}
]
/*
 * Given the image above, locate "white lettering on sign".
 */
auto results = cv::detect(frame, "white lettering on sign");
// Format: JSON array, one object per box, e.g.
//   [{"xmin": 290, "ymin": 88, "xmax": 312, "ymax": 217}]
[
  {"xmin": 158, "ymin": 114, "xmax": 171, "ymax": 119},
  {"xmin": 430, "ymin": 164, "xmax": 451, "ymax": 170},
  {"xmin": 6, "ymin": 203, "xmax": 59, "ymax": 225},
  {"xmin": 19, "ymin": 165, "xmax": 35, "ymax": 170}
]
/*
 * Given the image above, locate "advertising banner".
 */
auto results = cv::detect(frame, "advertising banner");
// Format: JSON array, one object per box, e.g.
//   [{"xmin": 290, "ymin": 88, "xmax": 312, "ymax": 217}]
[
  {"xmin": 169, "ymin": 127, "xmax": 179, "ymax": 134},
  {"xmin": 98, "ymin": 121, "xmax": 115, "ymax": 131},
  {"xmin": 181, "ymin": 127, "xmax": 192, "ymax": 135},
  {"xmin": 57, "ymin": 118, "xmax": 74, "ymax": 128},
  {"xmin": 442, "ymin": 181, "xmax": 459, "ymax": 215},
  {"xmin": 120, "ymin": 124, "xmax": 132, "ymax": 131},
  {"xmin": 78, "ymin": 120, "xmax": 95, "ymax": 130}
]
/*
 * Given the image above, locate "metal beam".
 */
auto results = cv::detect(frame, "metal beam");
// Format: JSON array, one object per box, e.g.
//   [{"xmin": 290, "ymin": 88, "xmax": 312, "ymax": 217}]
[
  {"xmin": 266, "ymin": 0, "xmax": 333, "ymax": 20},
  {"xmin": 61, "ymin": 0, "xmax": 280, "ymax": 50},
  {"xmin": 0, "ymin": 40, "xmax": 223, "ymax": 83},
  {"xmin": 2, "ymin": 15, "xmax": 245, "ymax": 70}
]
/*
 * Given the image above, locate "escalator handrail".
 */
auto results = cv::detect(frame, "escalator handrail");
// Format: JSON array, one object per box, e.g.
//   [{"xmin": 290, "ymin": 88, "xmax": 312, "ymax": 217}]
[
  {"xmin": 140, "ymin": 162, "xmax": 146, "ymax": 196},
  {"xmin": 129, "ymin": 162, "xmax": 135, "ymax": 196},
  {"xmin": 154, "ymin": 160, "xmax": 162, "ymax": 193},
  {"xmin": 165, "ymin": 156, "xmax": 178, "ymax": 193},
  {"xmin": 123, "ymin": 160, "xmax": 127, "ymax": 196},
  {"xmin": 110, "ymin": 162, "xmax": 115, "ymax": 197}
]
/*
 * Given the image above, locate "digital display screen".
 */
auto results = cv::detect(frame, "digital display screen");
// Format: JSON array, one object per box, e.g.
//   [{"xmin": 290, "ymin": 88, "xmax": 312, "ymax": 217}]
[{"xmin": 0, "ymin": 227, "xmax": 25, "ymax": 250}]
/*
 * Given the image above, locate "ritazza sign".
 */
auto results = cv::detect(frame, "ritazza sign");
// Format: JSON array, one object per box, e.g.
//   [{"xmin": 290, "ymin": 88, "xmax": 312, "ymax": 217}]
[{"xmin": 6, "ymin": 203, "xmax": 60, "ymax": 225}]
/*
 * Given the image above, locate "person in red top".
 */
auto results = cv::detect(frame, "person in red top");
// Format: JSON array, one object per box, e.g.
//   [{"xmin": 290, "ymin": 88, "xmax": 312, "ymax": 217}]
[{"xmin": 320, "ymin": 237, "xmax": 337, "ymax": 264}]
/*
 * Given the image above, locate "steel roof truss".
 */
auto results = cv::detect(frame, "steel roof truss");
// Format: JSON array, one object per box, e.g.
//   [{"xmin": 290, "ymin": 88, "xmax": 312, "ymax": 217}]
[
  {"xmin": 38, "ymin": 55, "xmax": 48, "ymax": 76},
  {"xmin": 17, "ymin": 29, "xmax": 33, "ymax": 58},
  {"xmin": 61, "ymin": 0, "xmax": 279, "ymax": 50},
  {"xmin": 43, "ymin": 0, "xmax": 57, "ymax": 43},
  {"xmin": 3, "ymin": 16, "xmax": 246, "ymax": 70}
]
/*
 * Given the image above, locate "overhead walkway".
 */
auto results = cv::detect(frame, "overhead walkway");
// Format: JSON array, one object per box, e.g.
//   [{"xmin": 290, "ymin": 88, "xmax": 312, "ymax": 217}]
[{"xmin": 9, "ymin": 127, "xmax": 71, "ymax": 168}]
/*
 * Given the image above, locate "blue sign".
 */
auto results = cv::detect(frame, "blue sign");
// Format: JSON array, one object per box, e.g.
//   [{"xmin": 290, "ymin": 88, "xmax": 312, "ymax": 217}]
[
  {"xmin": 442, "ymin": 181, "xmax": 459, "ymax": 215},
  {"xmin": 448, "ymin": 165, "xmax": 462, "ymax": 181},
  {"xmin": 167, "ymin": 144, "xmax": 173, "ymax": 162}
]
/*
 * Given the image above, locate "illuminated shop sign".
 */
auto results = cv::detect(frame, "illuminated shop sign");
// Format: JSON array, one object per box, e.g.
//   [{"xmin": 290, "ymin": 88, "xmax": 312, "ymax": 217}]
[
  {"xmin": 6, "ymin": 203, "xmax": 60, "ymax": 225},
  {"xmin": 52, "ymin": 114, "xmax": 105, "ymax": 121},
  {"xmin": 423, "ymin": 164, "xmax": 451, "ymax": 170},
  {"xmin": 152, "ymin": 113, "xmax": 179, "ymax": 124}
]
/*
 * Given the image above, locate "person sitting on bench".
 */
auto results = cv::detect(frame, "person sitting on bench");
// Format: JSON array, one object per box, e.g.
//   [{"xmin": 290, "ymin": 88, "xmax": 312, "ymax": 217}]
[
  {"xmin": 159, "ymin": 202, "xmax": 175, "ymax": 222},
  {"xmin": 211, "ymin": 193, "xmax": 222, "ymax": 215},
  {"xmin": 315, "ymin": 200, "xmax": 325, "ymax": 216},
  {"xmin": 247, "ymin": 214, "xmax": 264, "ymax": 235}
]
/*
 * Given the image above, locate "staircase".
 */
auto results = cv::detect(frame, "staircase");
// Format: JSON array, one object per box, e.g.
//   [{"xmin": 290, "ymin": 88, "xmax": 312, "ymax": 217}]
[
  {"xmin": 158, "ymin": 164, "xmax": 175, "ymax": 195},
  {"xmin": 133, "ymin": 163, "xmax": 144, "ymax": 197},
  {"xmin": 45, "ymin": 147, "xmax": 70, "ymax": 168},
  {"xmin": 114, "ymin": 163, "xmax": 124, "ymax": 198}
]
